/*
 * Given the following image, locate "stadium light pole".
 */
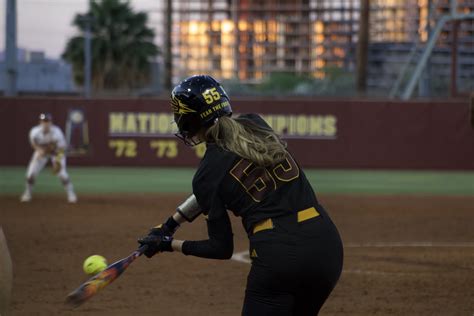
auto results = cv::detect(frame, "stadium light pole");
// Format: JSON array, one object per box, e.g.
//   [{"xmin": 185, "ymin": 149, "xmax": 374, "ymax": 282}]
[
  {"xmin": 5, "ymin": 0, "xmax": 18, "ymax": 97},
  {"xmin": 419, "ymin": 0, "xmax": 433, "ymax": 97},
  {"xmin": 83, "ymin": 1, "xmax": 92, "ymax": 98},
  {"xmin": 232, "ymin": 0, "xmax": 239, "ymax": 79},
  {"xmin": 356, "ymin": 0, "xmax": 370, "ymax": 95},
  {"xmin": 164, "ymin": 0, "xmax": 172, "ymax": 91}
]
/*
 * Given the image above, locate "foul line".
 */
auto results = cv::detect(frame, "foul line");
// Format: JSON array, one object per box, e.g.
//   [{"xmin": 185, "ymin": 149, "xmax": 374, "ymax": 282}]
[
  {"xmin": 344, "ymin": 241, "xmax": 474, "ymax": 248},
  {"xmin": 231, "ymin": 251, "xmax": 252, "ymax": 264},
  {"xmin": 231, "ymin": 241, "xmax": 474, "ymax": 265}
]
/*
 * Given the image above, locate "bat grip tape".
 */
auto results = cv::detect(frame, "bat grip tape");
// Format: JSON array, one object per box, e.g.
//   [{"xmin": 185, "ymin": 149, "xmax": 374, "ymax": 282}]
[{"xmin": 137, "ymin": 244, "xmax": 149, "ymax": 255}]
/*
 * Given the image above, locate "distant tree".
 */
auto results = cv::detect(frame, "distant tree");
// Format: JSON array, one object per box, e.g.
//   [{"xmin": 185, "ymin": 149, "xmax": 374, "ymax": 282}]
[
  {"xmin": 258, "ymin": 72, "xmax": 313, "ymax": 94},
  {"xmin": 62, "ymin": 0, "xmax": 159, "ymax": 91}
]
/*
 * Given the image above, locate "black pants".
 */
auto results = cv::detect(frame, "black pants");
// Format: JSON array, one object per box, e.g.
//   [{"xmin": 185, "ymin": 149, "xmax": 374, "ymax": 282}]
[{"xmin": 242, "ymin": 207, "xmax": 343, "ymax": 316}]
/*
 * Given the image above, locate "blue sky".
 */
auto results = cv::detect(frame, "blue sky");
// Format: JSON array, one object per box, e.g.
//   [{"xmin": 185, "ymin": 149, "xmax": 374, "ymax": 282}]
[{"xmin": 0, "ymin": 0, "xmax": 163, "ymax": 59}]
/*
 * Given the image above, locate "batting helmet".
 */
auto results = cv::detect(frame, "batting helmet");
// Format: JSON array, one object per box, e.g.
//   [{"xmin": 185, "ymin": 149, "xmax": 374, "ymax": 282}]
[{"xmin": 171, "ymin": 75, "xmax": 232, "ymax": 145}]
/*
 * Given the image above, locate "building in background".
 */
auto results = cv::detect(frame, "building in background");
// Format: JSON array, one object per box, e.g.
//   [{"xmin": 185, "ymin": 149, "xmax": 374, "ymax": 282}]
[
  {"xmin": 172, "ymin": 0, "xmax": 344, "ymax": 82},
  {"xmin": 369, "ymin": 0, "xmax": 474, "ymax": 95},
  {"xmin": 169, "ymin": 0, "xmax": 473, "ymax": 95},
  {"xmin": 0, "ymin": 49, "xmax": 77, "ymax": 95}
]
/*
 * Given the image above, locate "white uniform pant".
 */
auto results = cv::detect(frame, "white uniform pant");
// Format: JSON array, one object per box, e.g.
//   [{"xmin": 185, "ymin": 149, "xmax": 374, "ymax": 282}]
[{"xmin": 26, "ymin": 151, "xmax": 69, "ymax": 180}]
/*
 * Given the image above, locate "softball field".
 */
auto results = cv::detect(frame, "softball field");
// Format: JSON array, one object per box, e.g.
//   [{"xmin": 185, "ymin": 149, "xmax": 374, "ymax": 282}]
[{"xmin": 1, "ymin": 167, "xmax": 473, "ymax": 315}]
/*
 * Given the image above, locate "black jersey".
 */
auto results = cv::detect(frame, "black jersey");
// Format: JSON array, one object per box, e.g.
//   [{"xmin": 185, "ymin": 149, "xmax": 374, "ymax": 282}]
[
  {"xmin": 192, "ymin": 113, "xmax": 320, "ymax": 234},
  {"xmin": 181, "ymin": 113, "xmax": 329, "ymax": 258},
  {"xmin": 181, "ymin": 114, "xmax": 343, "ymax": 313}
]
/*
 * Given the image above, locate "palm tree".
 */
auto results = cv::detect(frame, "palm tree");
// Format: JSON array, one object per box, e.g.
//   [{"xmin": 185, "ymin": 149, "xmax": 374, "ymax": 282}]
[{"xmin": 62, "ymin": 0, "xmax": 159, "ymax": 92}]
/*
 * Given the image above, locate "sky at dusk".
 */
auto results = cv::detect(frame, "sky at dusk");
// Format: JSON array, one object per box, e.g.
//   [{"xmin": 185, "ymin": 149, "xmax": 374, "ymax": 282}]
[{"xmin": 0, "ymin": 0, "xmax": 163, "ymax": 59}]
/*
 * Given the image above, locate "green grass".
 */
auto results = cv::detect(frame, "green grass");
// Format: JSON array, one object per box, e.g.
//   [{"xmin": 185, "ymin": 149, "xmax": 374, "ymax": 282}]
[{"xmin": 1, "ymin": 167, "xmax": 473, "ymax": 196}]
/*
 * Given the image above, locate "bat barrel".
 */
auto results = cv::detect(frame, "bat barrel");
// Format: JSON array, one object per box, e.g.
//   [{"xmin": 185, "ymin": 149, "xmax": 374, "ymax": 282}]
[
  {"xmin": 65, "ymin": 291, "xmax": 85, "ymax": 308},
  {"xmin": 65, "ymin": 246, "xmax": 147, "ymax": 308}
]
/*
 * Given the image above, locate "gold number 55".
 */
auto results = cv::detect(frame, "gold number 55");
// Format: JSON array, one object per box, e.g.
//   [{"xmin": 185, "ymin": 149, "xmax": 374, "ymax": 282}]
[{"xmin": 202, "ymin": 87, "xmax": 221, "ymax": 104}]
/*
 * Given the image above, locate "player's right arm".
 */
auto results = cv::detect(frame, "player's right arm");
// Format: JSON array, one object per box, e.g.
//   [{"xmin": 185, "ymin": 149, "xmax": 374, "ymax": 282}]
[
  {"xmin": 139, "ymin": 194, "xmax": 234, "ymax": 260},
  {"xmin": 176, "ymin": 201, "xmax": 234, "ymax": 260},
  {"xmin": 145, "ymin": 159, "xmax": 234, "ymax": 260}
]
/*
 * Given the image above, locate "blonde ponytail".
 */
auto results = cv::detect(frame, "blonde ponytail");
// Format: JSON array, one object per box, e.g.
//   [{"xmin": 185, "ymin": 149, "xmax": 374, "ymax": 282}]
[{"xmin": 205, "ymin": 116, "xmax": 287, "ymax": 167}]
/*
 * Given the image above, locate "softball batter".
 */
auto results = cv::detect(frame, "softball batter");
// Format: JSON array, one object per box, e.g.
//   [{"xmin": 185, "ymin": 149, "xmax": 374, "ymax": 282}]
[
  {"xmin": 20, "ymin": 113, "xmax": 77, "ymax": 203},
  {"xmin": 139, "ymin": 75, "xmax": 343, "ymax": 315}
]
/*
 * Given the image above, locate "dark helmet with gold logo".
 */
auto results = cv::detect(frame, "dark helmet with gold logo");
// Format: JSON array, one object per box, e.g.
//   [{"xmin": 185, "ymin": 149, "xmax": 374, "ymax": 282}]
[{"xmin": 171, "ymin": 75, "xmax": 232, "ymax": 145}]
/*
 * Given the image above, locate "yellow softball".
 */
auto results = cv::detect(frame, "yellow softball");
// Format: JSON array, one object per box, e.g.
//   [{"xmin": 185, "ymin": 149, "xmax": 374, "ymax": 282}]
[{"xmin": 83, "ymin": 255, "xmax": 107, "ymax": 276}]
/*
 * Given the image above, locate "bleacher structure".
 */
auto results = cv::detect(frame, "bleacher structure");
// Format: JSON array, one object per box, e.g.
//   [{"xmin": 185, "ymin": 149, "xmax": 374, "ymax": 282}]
[{"xmin": 168, "ymin": 0, "xmax": 473, "ymax": 96}]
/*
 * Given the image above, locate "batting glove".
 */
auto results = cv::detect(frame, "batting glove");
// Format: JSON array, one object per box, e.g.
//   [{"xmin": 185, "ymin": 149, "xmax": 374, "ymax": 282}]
[
  {"xmin": 138, "ymin": 233, "xmax": 173, "ymax": 258},
  {"xmin": 149, "ymin": 217, "xmax": 179, "ymax": 237},
  {"xmin": 138, "ymin": 217, "xmax": 178, "ymax": 258}
]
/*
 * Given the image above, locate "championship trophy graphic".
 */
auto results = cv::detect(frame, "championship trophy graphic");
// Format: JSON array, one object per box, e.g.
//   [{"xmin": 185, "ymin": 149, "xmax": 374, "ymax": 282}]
[{"xmin": 65, "ymin": 108, "xmax": 90, "ymax": 156}]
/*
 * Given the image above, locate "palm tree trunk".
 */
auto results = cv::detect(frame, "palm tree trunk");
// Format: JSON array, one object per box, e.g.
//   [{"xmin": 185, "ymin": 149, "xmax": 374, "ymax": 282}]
[
  {"xmin": 164, "ymin": 0, "xmax": 173, "ymax": 91},
  {"xmin": 356, "ymin": 0, "xmax": 370, "ymax": 95}
]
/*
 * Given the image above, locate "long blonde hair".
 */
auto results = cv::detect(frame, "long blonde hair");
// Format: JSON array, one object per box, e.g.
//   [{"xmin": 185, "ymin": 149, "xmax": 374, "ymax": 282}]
[{"xmin": 205, "ymin": 116, "xmax": 287, "ymax": 167}]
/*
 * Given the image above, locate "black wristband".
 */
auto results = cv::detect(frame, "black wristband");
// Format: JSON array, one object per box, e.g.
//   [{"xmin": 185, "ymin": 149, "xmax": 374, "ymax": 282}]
[
  {"xmin": 181, "ymin": 240, "xmax": 191, "ymax": 256},
  {"xmin": 165, "ymin": 216, "xmax": 179, "ymax": 232},
  {"xmin": 160, "ymin": 236, "xmax": 174, "ymax": 252}
]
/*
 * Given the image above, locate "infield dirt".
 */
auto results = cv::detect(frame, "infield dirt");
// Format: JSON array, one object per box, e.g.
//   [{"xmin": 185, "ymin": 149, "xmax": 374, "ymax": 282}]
[{"xmin": 1, "ymin": 194, "xmax": 473, "ymax": 315}]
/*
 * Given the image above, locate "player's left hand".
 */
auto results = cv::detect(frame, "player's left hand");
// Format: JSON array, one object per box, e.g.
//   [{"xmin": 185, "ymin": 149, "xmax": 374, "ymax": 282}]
[{"xmin": 138, "ymin": 229, "xmax": 174, "ymax": 258}]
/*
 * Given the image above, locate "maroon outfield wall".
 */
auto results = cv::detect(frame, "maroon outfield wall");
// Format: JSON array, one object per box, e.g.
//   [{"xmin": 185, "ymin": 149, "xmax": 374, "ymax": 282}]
[{"xmin": 1, "ymin": 98, "xmax": 473, "ymax": 169}]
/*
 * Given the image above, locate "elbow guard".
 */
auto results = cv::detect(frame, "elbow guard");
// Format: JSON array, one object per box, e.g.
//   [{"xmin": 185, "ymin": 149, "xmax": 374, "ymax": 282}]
[{"xmin": 176, "ymin": 194, "xmax": 202, "ymax": 222}]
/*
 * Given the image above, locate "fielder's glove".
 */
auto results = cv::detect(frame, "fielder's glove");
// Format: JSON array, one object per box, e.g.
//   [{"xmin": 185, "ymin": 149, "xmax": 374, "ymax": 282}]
[
  {"xmin": 51, "ymin": 150, "xmax": 64, "ymax": 175},
  {"xmin": 52, "ymin": 158, "xmax": 62, "ymax": 174}
]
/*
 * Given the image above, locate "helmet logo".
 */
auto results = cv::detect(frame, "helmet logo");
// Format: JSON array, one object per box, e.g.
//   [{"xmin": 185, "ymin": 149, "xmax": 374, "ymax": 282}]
[{"xmin": 171, "ymin": 95, "xmax": 196, "ymax": 114}]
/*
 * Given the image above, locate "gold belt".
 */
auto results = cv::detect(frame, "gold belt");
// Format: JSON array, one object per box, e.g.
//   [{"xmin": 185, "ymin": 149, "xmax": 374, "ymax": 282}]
[{"xmin": 252, "ymin": 207, "xmax": 320, "ymax": 235}]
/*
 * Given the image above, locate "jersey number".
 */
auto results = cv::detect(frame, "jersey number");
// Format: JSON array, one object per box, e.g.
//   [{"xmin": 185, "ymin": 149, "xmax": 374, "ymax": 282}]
[{"xmin": 229, "ymin": 155, "xmax": 300, "ymax": 202}]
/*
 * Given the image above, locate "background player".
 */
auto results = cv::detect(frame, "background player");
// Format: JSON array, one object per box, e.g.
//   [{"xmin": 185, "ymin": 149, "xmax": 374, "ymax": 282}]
[
  {"xmin": 20, "ymin": 113, "xmax": 77, "ymax": 203},
  {"xmin": 138, "ymin": 75, "xmax": 343, "ymax": 315}
]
